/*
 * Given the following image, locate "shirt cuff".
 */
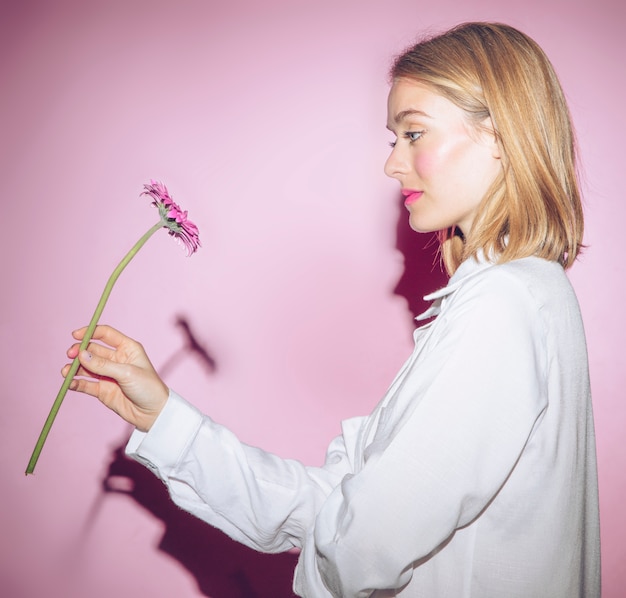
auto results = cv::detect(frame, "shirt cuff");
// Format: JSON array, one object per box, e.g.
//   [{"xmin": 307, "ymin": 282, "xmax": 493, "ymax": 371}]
[{"xmin": 125, "ymin": 389, "xmax": 204, "ymax": 480}]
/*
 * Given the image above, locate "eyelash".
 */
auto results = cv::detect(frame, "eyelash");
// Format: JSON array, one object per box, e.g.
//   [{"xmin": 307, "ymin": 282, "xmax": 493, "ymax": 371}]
[{"xmin": 389, "ymin": 130, "xmax": 425, "ymax": 148}]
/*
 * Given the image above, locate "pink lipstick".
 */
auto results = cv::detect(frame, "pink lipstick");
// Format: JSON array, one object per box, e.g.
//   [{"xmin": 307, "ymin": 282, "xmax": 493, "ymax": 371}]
[{"xmin": 401, "ymin": 189, "xmax": 423, "ymax": 207}]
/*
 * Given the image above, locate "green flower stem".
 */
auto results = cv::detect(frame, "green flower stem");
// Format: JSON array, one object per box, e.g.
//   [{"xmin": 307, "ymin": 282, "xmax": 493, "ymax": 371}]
[{"xmin": 25, "ymin": 220, "xmax": 164, "ymax": 475}]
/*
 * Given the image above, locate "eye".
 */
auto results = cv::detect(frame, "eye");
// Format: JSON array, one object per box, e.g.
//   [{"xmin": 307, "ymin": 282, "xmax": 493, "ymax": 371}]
[
  {"xmin": 405, "ymin": 130, "xmax": 424, "ymax": 143},
  {"xmin": 388, "ymin": 130, "xmax": 424, "ymax": 148}
]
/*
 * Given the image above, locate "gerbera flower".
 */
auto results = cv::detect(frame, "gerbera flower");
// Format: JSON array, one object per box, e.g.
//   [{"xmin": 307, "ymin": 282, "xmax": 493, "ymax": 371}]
[
  {"xmin": 26, "ymin": 181, "xmax": 200, "ymax": 474},
  {"xmin": 142, "ymin": 180, "xmax": 200, "ymax": 255}
]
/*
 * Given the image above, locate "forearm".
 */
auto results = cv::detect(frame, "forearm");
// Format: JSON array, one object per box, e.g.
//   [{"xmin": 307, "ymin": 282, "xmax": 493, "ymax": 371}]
[{"xmin": 126, "ymin": 390, "xmax": 352, "ymax": 553}]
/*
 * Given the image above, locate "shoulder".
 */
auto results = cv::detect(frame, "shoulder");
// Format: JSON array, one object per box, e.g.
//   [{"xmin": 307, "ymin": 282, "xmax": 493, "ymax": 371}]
[
  {"xmin": 459, "ymin": 256, "xmax": 572, "ymax": 306},
  {"xmin": 441, "ymin": 257, "xmax": 572, "ymax": 335}
]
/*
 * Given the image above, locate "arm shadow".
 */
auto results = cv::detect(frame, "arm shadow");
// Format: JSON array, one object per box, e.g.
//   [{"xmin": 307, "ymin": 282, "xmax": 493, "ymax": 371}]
[
  {"xmin": 89, "ymin": 316, "xmax": 298, "ymax": 597},
  {"xmin": 103, "ymin": 443, "xmax": 298, "ymax": 598}
]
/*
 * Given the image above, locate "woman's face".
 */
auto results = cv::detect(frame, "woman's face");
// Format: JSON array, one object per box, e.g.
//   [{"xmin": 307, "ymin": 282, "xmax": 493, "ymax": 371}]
[{"xmin": 385, "ymin": 78, "xmax": 501, "ymax": 237}]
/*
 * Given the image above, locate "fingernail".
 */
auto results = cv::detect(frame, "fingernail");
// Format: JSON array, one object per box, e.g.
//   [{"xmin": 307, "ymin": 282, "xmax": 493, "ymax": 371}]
[{"xmin": 81, "ymin": 350, "xmax": 93, "ymax": 361}]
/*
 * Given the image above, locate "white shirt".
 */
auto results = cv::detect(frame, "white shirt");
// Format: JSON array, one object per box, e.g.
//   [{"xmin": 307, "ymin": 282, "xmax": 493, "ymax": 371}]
[{"xmin": 127, "ymin": 255, "xmax": 600, "ymax": 597}]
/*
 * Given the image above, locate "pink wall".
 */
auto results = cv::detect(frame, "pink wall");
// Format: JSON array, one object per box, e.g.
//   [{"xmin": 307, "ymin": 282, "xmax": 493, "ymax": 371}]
[{"xmin": 2, "ymin": 0, "xmax": 624, "ymax": 596}]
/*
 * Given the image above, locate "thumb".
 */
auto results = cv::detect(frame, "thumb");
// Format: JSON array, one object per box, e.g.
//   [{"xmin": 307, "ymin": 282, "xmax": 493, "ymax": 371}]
[{"xmin": 78, "ymin": 349, "xmax": 125, "ymax": 381}]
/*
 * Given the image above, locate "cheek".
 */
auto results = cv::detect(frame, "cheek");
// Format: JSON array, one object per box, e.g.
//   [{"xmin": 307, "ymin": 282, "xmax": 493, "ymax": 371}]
[
  {"xmin": 412, "ymin": 128, "xmax": 483, "ymax": 185},
  {"xmin": 412, "ymin": 152, "xmax": 438, "ymax": 178},
  {"xmin": 412, "ymin": 138, "xmax": 458, "ymax": 180}
]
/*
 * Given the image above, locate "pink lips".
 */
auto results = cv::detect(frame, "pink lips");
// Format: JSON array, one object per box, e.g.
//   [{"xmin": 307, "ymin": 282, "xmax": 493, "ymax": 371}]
[{"xmin": 401, "ymin": 189, "xmax": 423, "ymax": 207}]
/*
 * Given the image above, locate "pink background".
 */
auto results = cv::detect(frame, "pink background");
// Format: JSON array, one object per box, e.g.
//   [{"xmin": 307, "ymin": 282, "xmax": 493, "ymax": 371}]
[{"xmin": 2, "ymin": 0, "xmax": 624, "ymax": 596}]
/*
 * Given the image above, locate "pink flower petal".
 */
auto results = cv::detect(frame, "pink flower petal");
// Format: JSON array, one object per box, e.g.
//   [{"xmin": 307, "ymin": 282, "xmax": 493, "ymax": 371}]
[{"xmin": 142, "ymin": 181, "xmax": 201, "ymax": 256}]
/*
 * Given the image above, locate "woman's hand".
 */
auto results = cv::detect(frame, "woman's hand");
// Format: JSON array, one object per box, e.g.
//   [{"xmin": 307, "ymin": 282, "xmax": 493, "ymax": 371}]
[{"xmin": 63, "ymin": 325, "xmax": 169, "ymax": 432}]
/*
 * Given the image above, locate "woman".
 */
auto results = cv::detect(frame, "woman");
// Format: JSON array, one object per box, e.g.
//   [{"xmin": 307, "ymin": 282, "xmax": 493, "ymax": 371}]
[{"xmin": 65, "ymin": 22, "xmax": 600, "ymax": 597}]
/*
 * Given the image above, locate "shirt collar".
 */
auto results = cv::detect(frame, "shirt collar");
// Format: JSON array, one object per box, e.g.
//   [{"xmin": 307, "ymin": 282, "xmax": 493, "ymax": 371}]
[{"xmin": 415, "ymin": 251, "xmax": 495, "ymax": 321}]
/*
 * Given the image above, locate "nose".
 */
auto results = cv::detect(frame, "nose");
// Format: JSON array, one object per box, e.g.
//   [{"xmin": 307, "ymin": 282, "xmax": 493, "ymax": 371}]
[{"xmin": 384, "ymin": 145, "xmax": 408, "ymax": 180}]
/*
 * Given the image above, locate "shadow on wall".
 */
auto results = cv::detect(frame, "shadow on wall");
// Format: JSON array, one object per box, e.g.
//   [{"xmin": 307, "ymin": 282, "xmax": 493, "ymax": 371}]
[
  {"xmin": 85, "ymin": 213, "xmax": 447, "ymax": 597},
  {"xmin": 89, "ymin": 317, "xmax": 299, "ymax": 597},
  {"xmin": 393, "ymin": 201, "xmax": 448, "ymax": 319},
  {"xmin": 101, "ymin": 444, "xmax": 299, "ymax": 597}
]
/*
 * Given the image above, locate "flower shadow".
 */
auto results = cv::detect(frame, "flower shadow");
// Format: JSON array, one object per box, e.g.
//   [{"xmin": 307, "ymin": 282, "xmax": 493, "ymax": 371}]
[{"xmin": 157, "ymin": 315, "xmax": 218, "ymax": 377}]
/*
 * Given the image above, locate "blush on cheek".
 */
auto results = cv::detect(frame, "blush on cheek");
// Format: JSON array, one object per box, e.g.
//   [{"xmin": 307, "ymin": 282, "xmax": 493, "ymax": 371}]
[
  {"xmin": 415, "ymin": 133, "xmax": 468, "ymax": 177},
  {"xmin": 412, "ymin": 153, "xmax": 436, "ymax": 175},
  {"xmin": 412, "ymin": 140, "xmax": 453, "ymax": 176}
]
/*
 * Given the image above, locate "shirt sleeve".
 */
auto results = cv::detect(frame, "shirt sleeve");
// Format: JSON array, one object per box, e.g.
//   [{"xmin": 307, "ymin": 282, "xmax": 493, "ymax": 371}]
[
  {"xmin": 312, "ymin": 270, "xmax": 549, "ymax": 596},
  {"xmin": 126, "ymin": 391, "xmax": 365, "ymax": 554}
]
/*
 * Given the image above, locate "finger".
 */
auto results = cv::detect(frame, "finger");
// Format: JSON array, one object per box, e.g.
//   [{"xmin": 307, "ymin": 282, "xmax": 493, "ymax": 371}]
[
  {"xmin": 68, "ymin": 376, "xmax": 101, "ymax": 398},
  {"xmin": 62, "ymin": 361, "xmax": 105, "ymax": 380},
  {"xmin": 72, "ymin": 325, "xmax": 129, "ymax": 348},
  {"xmin": 67, "ymin": 341, "xmax": 115, "ymax": 361},
  {"xmin": 72, "ymin": 326, "xmax": 88, "ymax": 341},
  {"xmin": 78, "ymin": 349, "xmax": 133, "ymax": 384},
  {"xmin": 87, "ymin": 324, "xmax": 134, "ymax": 348}
]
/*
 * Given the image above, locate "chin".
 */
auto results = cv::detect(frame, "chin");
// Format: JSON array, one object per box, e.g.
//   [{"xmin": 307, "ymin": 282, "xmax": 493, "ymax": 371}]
[{"xmin": 408, "ymin": 217, "xmax": 438, "ymax": 234}]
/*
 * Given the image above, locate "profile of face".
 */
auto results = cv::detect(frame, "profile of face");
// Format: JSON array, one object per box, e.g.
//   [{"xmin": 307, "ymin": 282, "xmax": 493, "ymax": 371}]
[{"xmin": 385, "ymin": 79, "xmax": 502, "ymax": 237}]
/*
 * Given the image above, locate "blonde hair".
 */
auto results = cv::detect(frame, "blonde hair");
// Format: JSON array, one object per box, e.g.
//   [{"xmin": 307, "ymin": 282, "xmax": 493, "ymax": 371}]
[{"xmin": 391, "ymin": 22, "xmax": 583, "ymax": 274}]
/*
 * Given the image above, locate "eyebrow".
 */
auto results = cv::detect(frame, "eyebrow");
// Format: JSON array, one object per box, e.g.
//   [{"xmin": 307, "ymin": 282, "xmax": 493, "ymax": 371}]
[{"xmin": 390, "ymin": 109, "xmax": 432, "ymax": 126}]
